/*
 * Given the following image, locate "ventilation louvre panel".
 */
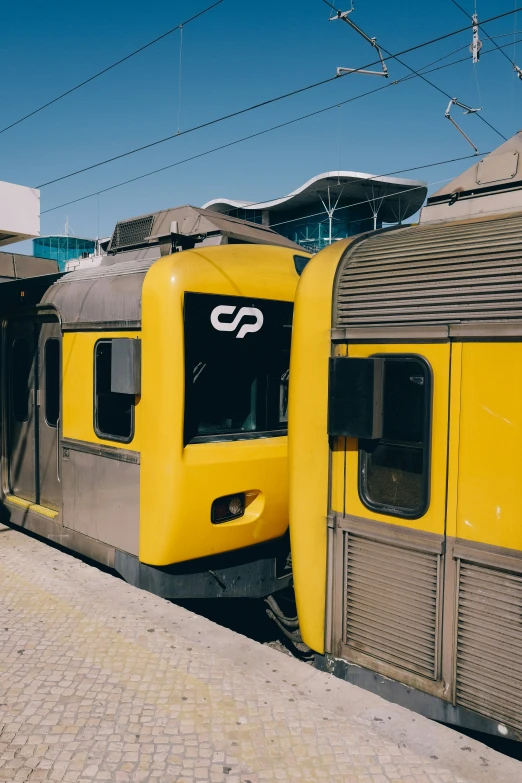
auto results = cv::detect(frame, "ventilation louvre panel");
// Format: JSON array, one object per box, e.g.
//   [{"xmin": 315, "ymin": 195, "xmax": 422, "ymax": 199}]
[
  {"xmin": 456, "ymin": 562, "xmax": 522, "ymax": 732},
  {"xmin": 344, "ymin": 533, "xmax": 440, "ymax": 679},
  {"xmin": 335, "ymin": 213, "xmax": 522, "ymax": 327},
  {"xmin": 111, "ymin": 215, "xmax": 155, "ymax": 251}
]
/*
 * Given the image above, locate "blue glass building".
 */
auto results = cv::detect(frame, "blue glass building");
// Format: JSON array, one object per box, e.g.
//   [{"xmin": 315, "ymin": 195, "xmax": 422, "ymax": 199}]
[{"xmin": 33, "ymin": 236, "xmax": 96, "ymax": 272}]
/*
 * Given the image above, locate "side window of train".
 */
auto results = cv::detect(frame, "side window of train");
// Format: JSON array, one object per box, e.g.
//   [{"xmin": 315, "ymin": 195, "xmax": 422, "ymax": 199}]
[
  {"xmin": 94, "ymin": 340, "xmax": 135, "ymax": 443},
  {"xmin": 11, "ymin": 338, "xmax": 32, "ymax": 423},
  {"xmin": 359, "ymin": 355, "xmax": 432, "ymax": 519},
  {"xmin": 44, "ymin": 339, "xmax": 60, "ymax": 428}
]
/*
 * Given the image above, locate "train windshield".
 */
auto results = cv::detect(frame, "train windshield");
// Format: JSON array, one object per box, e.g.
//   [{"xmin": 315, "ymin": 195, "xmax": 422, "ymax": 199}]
[{"xmin": 183, "ymin": 292, "xmax": 293, "ymax": 443}]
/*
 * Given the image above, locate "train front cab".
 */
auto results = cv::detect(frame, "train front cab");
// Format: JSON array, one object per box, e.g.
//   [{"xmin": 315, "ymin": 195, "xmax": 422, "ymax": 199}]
[
  {"xmin": 289, "ymin": 215, "xmax": 522, "ymax": 742},
  {"xmin": 1, "ymin": 244, "xmax": 304, "ymax": 600}
]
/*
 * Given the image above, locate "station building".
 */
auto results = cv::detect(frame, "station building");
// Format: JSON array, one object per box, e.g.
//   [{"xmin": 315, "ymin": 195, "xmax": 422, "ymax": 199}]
[{"xmin": 203, "ymin": 171, "xmax": 428, "ymax": 253}]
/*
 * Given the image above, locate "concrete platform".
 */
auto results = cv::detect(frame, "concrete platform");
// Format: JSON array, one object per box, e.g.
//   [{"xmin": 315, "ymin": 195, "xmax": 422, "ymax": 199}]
[{"xmin": 0, "ymin": 523, "xmax": 520, "ymax": 783}]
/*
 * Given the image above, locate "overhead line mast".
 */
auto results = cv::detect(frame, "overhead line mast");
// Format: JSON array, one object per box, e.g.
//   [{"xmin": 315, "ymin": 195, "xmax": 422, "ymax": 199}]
[
  {"xmin": 445, "ymin": 99, "xmax": 482, "ymax": 152},
  {"xmin": 329, "ymin": 6, "xmax": 389, "ymax": 77},
  {"xmin": 324, "ymin": 0, "xmax": 506, "ymax": 146}
]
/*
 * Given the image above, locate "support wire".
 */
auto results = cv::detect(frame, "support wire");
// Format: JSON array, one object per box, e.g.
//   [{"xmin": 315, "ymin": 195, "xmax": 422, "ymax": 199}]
[{"xmin": 177, "ymin": 26, "xmax": 183, "ymax": 134}]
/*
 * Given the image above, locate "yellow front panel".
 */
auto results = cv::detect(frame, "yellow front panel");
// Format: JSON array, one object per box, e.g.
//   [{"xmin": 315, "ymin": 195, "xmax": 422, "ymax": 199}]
[
  {"xmin": 139, "ymin": 245, "xmax": 299, "ymax": 566},
  {"xmin": 457, "ymin": 342, "xmax": 522, "ymax": 551},
  {"xmin": 177, "ymin": 437, "xmax": 288, "ymax": 559},
  {"xmin": 344, "ymin": 343, "xmax": 450, "ymax": 536},
  {"xmin": 288, "ymin": 240, "xmax": 352, "ymax": 653},
  {"xmin": 62, "ymin": 331, "xmax": 141, "ymax": 451}
]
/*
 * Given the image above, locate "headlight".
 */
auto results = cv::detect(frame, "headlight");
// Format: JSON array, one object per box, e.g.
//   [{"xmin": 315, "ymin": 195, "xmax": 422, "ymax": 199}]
[{"xmin": 211, "ymin": 492, "xmax": 245, "ymax": 524}]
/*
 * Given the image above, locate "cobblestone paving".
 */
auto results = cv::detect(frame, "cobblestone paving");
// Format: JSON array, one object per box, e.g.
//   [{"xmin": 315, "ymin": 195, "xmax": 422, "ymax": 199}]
[{"xmin": 0, "ymin": 526, "xmax": 489, "ymax": 782}]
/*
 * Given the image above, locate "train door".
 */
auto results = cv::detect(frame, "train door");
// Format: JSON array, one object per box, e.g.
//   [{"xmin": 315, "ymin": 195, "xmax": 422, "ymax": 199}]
[
  {"xmin": 38, "ymin": 319, "xmax": 61, "ymax": 510},
  {"xmin": 329, "ymin": 342, "xmax": 451, "ymax": 700},
  {"xmin": 5, "ymin": 315, "xmax": 61, "ymax": 510},
  {"xmin": 7, "ymin": 319, "xmax": 37, "ymax": 502}
]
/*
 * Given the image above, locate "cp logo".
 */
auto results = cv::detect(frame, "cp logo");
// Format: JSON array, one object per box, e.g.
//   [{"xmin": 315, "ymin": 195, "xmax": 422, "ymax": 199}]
[{"xmin": 210, "ymin": 305, "xmax": 264, "ymax": 339}]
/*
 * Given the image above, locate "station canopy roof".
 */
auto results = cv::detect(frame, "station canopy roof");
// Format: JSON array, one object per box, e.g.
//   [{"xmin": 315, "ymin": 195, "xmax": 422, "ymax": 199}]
[
  {"xmin": 203, "ymin": 171, "xmax": 428, "ymax": 224},
  {"xmin": 0, "ymin": 180, "xmax": 40, "ymax": 247}
]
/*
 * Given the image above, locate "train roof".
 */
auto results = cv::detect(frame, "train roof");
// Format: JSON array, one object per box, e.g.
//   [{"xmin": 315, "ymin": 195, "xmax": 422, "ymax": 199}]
[
  {"xmin": 421, "ymin": 131, "xmax": 522, "ymax": 225},
  {"xmin": 106, "ymin": 204, "xmax": 302, "ymax": 256},
  {"xmin": 331, "ymin": 210, "xmax": 522, "ymax": 337}
]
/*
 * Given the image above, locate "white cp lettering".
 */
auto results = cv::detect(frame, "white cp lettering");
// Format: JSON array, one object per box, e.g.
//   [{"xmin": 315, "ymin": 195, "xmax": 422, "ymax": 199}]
[{"xmin": 210, "ymin": 305, "xmax": 264, "ymax": 339}]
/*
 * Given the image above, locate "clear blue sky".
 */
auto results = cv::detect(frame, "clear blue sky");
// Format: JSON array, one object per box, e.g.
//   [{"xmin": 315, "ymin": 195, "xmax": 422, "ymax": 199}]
[{"xmin": 2, "ymin": 0, "xmax": 521, "ymax": 248}]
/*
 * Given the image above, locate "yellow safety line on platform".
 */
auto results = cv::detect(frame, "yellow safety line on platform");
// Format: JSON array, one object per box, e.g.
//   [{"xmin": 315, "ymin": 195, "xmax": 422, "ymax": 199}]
[{"xmin": 5, "ymin": 495, "xmax": 59, "ymax": 519}]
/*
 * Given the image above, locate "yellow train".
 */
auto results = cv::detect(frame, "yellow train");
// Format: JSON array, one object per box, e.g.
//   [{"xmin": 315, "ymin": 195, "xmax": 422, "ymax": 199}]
[
  {"xmin": 289, "ymin": 133, "xmax": 522, "ymax": 740},
  {"xmin": 7, "ymin": 138, "xmax": 522, "ymax": 740},
  {"xmin": 1, "ymin": 206, "xmax": 309, "ymax": 601}
]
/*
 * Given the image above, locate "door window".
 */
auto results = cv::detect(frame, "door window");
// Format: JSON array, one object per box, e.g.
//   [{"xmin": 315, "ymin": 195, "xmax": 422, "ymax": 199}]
[
  {"xmin": 359, "ymin": 355, "xmax": 431, "ymax": 518},
  {"xmin": 11, "ymin": 338, "xmax": 31, "ymax": 423},
  {"xmin": 44, "ymin": 339, "xmax": 60, "ymax": 427}
]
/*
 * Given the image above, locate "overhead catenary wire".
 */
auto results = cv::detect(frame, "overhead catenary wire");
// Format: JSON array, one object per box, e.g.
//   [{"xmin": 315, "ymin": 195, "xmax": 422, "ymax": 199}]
[
  {"xmin": 48, "ymin": 160, "xmax": 480, "ymax": 231},
  {"xmin": 42, "ymin": 32, "xmax": 522, "ymax": 215},
  {"xmin": 0, "ymin": 0, "xmax": 225, "ymax": 138},
  {"xmin": 514, "ymin": 3, "xmax": 519, "ymax": 123},
  {"xmin": 323, "ymin": 0, "xmax": 506, "ymax": 141},
  {"xmin": 35, "ymin": 6, "xmax": 520, "ymax": 190},
  {"xmin": 177, "ymin": 25, "xmax": 183, "ymax": 135},
  {"xmin": 512, "ymin": 0, "xmax": 518, "ymax": 61}
]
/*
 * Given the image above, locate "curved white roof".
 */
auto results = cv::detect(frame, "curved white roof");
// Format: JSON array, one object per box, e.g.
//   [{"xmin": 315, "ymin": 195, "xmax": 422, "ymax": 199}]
[{"xmin": 203, "ymin": 171, "xmax": 428, "ymax": 224}]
